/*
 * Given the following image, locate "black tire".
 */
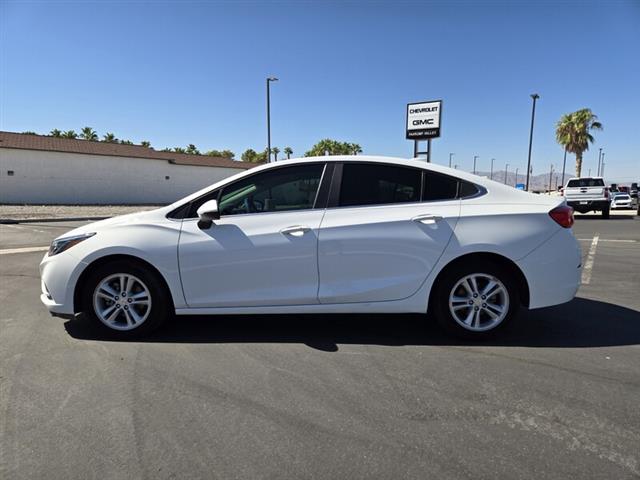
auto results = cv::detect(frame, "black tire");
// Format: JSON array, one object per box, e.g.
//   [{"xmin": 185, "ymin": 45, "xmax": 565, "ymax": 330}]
[
  {"xmin": 602, "ymin": 206, "xmax": 610, "ymax": 219},
  {"xmin": 81, "ymin": 260, "xmax": 171, "ymax": 339},
  {"xmin": 431, "ymin": 260, "xmax": 520, "ymax": 339}
]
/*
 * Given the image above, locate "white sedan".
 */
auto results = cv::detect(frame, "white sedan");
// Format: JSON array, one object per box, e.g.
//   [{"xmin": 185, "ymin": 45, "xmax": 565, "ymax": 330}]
[
  {"xmin": 611, "ymin": 193, "xmax": 632, "ymax": 209},
  {"xmin": 40, "ymin": 156, "xmax": 581, "ymax": 339}
]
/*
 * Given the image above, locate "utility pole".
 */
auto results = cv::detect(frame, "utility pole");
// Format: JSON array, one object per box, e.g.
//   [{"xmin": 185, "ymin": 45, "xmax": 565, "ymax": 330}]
[
  {"xmin": 515, "ymin": 167, "xmax": 519, "ymax": 186},
  {"xmin": 504, "ymin": 163, "xmax": 509, "ymax": 184},
  {"xmin": 490, "ymin": 158, "xmax": 495, "ymax": 180},
  {"xmin": 449, "ymin": 153, "xmax": 455, "ymax": 168},
  {"xmin": 549, "ymin": 164, "xmax": 554, "ymax": 194},
  {"xmin": 473, "ymin": 155, "xmax": 478, "ymax": 175},
  {"xmin": 525, "ymin": 93, "xmax": 540, "ymax": 191},
  {"xmin": 266, "ymin": 77, "xmax": 278, "ymax": 162}
]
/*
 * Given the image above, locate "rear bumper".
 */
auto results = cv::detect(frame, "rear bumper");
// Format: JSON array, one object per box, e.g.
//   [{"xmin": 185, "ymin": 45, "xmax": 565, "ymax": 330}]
[
  {"xmin": 516, "ymin": 228, "xmax": 582, "ymax": 309},
  {"xmin": 567, "ymin": 200, "xmax": 609, "ymax": 211}
]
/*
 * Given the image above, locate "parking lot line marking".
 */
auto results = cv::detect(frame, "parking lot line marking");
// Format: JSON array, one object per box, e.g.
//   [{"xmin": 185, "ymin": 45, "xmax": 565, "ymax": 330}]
[
  {"xmin": 577, "ymin": 238, "xmax": 636, "ymax": 243},
  {"xmin": 581, "ymin": 235, "xmax": 599, "ymax": 285},
  {"xmin": 0, "ymin": 246, "xmax": 48, "ymax": 255}
]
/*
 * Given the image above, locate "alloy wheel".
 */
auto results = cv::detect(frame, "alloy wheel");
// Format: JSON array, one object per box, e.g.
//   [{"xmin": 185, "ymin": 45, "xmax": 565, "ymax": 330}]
[
  {"xmin": 92, "ymin": 273, "xmax": 152, "ymax": 331},
  {"xmin": 448, "ymin": 273, "xmax": 509, "ymax": 332}
]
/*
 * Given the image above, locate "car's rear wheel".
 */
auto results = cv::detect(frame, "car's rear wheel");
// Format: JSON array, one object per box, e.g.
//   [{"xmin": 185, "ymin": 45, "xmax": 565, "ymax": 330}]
[
  {"xmin": 432, "ymin": 261, "xmax": 519, "ymax": 338},
  {"xmin": 81, "ymin": 260, "xmax": 170, "ymax": 338}
]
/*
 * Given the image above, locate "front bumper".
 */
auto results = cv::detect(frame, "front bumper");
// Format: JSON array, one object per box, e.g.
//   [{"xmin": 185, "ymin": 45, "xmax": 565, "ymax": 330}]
[{"xmin": 39, "ymin": 252, "xmax": 86, "ymax": 316}]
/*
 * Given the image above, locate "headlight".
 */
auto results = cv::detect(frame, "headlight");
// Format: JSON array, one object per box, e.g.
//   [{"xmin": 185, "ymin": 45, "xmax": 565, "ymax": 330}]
[{"xmin": 48, "ymin": 232, "xmax": 96, "ymax": 256}]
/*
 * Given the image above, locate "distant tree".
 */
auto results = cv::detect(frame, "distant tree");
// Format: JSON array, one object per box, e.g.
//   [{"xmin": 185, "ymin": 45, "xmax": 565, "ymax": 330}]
[
  {"xmin": 140, "ymin": 141, "xmax": 152, "ymax": 148},
  {"xmin": 21, "ymin": 131, "xmax": 38, "ymax": 135},
  {"xmin": 160, "ymin": 147, "xmax": 172, "ymax": 152},
  {"xmin": 272, "ymin": 147, "xmax": 280, "ymax": 161},
  {"xmin": 50, "ymin": 129, "xmax": 63, "ymax": 137},
  {"xmin": 304, "ymin": 139, "xmax": 361, "ymax": 157},
  {"xmin": 350, "ymin": 143, "xmax": 362, "ymax": 155},
  {"xmin": 204, "ymin": 149, "xmax": 235, "ymax": 159},
  {"xmin": 241, "ymin": 148, "xmax": 267, "ymax": 163},
  {"xmin": 284, "ymin": 147, "xmax": 293, "ymax": 159},
  {"xmin": 80, "ymin": 127, "xmax": 98, "ymax": 141},
  {"xmin": 173, "ymin": 147, "xmax": 187, "ymax": 154},
  {"xmin": 120, "ymin": 139, "xmax": 134, "ymax": 145},
  {"xmin": 556, "ymin": 108, "xmax": 602, "ymax": 177},
  {"xmin": 185, "ymin": 144, "xmax": 200, "ymax": 155},
  {"xmin": 102, "ymin": 133, "xmax": 118, "ymax": 143},
  {"xmin": 62, "ymin": 130, "xmax": 78, "ymax": 139}
]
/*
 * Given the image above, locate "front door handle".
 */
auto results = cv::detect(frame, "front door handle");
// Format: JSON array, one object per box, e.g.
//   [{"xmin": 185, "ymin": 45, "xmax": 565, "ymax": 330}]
[
  {"xmin": 412, "ymin": 214, "xmax": 443, "ymax": 224},
  {"xmin": 280, "ymin": 225, "xmax": 311, "ymax": 237}
]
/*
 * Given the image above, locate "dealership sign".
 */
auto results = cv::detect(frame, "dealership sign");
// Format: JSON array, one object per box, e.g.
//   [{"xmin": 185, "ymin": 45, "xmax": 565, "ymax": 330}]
[{"xmin": 406, "ymin": 100, "xmax": 442, "ymax": 140}]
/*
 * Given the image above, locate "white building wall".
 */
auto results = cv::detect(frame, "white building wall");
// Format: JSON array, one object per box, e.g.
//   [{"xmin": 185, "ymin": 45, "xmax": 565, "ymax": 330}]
[{"xmin": 0, "ymin": 148, "xmax": 245, "ymax": 204}]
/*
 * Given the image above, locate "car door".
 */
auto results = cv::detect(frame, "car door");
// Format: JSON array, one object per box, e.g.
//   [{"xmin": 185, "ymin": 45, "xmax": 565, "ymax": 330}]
[
  {"xmin": 178, "ymin": 162, "xmax": 328, "ymax": 308},
  {"xmin": 317, "ymin": 162, "xmax": 461, "ymax": 304}
]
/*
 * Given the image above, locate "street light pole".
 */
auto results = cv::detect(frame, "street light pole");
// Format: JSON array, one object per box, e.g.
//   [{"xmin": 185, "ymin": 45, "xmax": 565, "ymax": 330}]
[
  {"xmin": 449, "ymin": 153, "xmax": 455, "ymax": 168},
  {"xmin": 525, "ymin": 93, "xmax": 540, "ymax": 191},
  {"xmin": 504, "ymin": 163, "xmax": 509, "ymax": 184},
  {"xmin": 549, "ymin": 164, "xmax": 554, "ymax": 194},
  {"xmin": 597, "ymin": 147, "xmax": 603, "ymax": 176},
  {"xmin": 561, "ymin": 148, "xmax": 567, "ymax": 189},
  {"xmin": 515, "ymin": 168, "xmax": 519, "ymax": 186},
  {"xmin": 266, "ymin": 77, "xmax": 278, "ymax": 162},
  {"xmin": 473, "ymin": 155, "xmax": 478, "ymax": 174},
  {"xmin": 601, "ymin": 153, "xmax": 605, "ymax": 177},
  {"xmin": 490, "ymin": 158, "xmax": 495, "ymax": 180}
]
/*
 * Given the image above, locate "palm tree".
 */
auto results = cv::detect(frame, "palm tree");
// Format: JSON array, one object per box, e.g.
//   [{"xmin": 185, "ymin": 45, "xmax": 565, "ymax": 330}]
[
  {"xmin": 141, "ymin": 141, "xmax": 151, "ymax": 148},
  {"xmin": 102, "ymin": 133, "xmax": 117, "ymax": 143},
  {"xmin": 173, "ymin": 147, "xmax": 187, "ymax": 154},
  {"xmin": 185, "ymin": 144, "xmax": 200, "ymax": 155},
  {"xmin": 350, "ymin": 143, "xmax": 362, "ymax": 155},
  {"xmin": 555, "ymin": 108, "xmax": 603, "ymax": 177},
  {"xmin": 62, "ymin": 130, "xmax": 78, "ymax": 139},
  {"xmin": 120, "ymin": 139, "xmax": 133, "ymax": 145},
  {"xmin": 272, "ymin": 147, "xmax": 280, "ymax": 161},
  {"xmin": 80, "ymin": 127, "xmax": 98, "ymax": 141},
  {"xmin": 284, "ymin": 147, "xmax": 293, "ymax": 159},
  {"xmin": 50, "ymin": 129, "xmax": 62, "ymax": 137}
]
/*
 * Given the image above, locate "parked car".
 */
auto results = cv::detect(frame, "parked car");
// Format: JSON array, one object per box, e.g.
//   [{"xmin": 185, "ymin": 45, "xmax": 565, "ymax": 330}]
[
  {"xmin": 40, "ymin": 156, "xmax": 581, "ymax": 339},
  {"xmin": 611, "ymin": 193, "xmax": 632, "ymax": 209},
  {"xmin": 563, "ymin": 177, "xmax": 610, "ymax": 218}
]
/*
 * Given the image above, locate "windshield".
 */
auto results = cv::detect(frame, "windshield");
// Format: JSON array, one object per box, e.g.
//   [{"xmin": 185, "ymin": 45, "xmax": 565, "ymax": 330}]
[{"xmin": 567, "ymin": 178, "xmax": 605, "ymax": 187}]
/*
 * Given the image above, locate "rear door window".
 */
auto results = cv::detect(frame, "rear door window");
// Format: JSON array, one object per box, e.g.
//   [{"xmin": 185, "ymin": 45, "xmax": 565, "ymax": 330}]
[{"xmin": 338, "ymin": 163, "xmax": 422, "ymax": 207}]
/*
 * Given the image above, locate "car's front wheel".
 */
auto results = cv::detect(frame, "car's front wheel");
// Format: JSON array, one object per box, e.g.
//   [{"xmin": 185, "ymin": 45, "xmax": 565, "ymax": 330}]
[
  {"xmin": 432, "ymin": 261, "xmax": 519, "ymax": 338},
  {"xmin": 81, "ymin": 260, "xmax": 170, "ymax": 338}
]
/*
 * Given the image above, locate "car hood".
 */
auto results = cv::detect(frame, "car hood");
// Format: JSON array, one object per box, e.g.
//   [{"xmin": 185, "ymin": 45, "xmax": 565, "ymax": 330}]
[{"xmin": 53, "ymin": 208, "xmax": 166, "ymax": 240}]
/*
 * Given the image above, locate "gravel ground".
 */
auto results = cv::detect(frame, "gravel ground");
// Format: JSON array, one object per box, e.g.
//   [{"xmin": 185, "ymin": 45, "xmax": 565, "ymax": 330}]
[{"xmin": 0, "ymin": 204, "xmax": 163, "ymax": 220}]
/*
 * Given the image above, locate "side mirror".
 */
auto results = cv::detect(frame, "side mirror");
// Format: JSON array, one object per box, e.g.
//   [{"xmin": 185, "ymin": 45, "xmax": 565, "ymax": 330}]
[{"xmin": 196, "ymin": 199, "xmax": 220, "ymax": 229}]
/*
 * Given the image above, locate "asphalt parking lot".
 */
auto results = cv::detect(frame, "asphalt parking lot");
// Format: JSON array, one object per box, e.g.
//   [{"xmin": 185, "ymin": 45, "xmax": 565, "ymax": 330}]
[{"xmin": 1, "ymin": 213, "xmax": 639, "ymax": 479}]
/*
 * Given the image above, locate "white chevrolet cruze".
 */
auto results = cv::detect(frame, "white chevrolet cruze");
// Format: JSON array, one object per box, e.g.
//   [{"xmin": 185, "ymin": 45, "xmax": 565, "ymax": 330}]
[{"xmin": 40, "ymin": 156, "xmax": 581, "ymax": 339}]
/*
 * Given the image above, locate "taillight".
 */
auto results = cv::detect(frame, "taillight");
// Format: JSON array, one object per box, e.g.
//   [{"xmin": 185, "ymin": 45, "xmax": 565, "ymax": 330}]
[
  {"xmin": 549, "ymin": 205, "xmax": 574, "ymax": 228},
  {"xmin": 604, "ymin": 189, "xmax": 609, "ymax": 199}
]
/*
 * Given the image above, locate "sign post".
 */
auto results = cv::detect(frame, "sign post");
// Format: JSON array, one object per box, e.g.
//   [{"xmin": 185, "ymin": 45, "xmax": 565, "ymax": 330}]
[{"xmin": 406, "ymin": 100, "xmax": 442, "ymax": 162}]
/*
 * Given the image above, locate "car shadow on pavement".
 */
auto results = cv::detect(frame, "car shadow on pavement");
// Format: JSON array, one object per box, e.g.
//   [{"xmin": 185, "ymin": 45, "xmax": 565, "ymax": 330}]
[{"xmin": 64, "ymin": 297, "xmax": 640, "ymax": 350}]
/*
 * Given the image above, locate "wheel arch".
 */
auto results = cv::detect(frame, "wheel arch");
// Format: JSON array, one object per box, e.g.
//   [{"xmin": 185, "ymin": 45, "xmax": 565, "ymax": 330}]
[
  {"xmin": 73, "ymin": 254, "xmax": 176, "ymax": 313},
  {"xmin": 428, "ymin": 252, "xmax": 530, "ymax": 311}
]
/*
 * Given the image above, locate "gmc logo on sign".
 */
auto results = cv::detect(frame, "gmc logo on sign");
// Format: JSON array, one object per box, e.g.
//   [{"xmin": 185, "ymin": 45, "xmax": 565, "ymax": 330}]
[{"xmin": 412, "ymin": 119, "xmax": 434, "ymax": 126}]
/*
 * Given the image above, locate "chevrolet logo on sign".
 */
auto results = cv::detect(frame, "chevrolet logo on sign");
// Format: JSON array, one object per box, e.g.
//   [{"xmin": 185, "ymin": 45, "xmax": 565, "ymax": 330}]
[{"xmin": 406, "ymin": 100, "xmax": 442, "ymax": 140}]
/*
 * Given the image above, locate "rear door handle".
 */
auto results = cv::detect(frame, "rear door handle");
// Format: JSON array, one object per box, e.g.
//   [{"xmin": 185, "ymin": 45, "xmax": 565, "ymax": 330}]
[
  {"xmin": 412, "ymin": 214, "xmax": 443, "ymax": 224},
  {"xmin": 280, "ymin": 225, "xmax": 311, "ymax": 237}
]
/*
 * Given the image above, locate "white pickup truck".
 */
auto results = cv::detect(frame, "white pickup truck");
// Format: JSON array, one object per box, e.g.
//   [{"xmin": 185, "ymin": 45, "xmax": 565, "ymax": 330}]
[{"xmin": 563, "ymin": 177, "xmax": 611, "ymax": 218}]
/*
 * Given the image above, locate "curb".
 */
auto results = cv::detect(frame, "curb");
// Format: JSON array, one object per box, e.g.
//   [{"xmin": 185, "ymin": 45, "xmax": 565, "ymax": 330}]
[{"xmin": 0, "ymin": 216, "xmax": 109, "ymax": 225}]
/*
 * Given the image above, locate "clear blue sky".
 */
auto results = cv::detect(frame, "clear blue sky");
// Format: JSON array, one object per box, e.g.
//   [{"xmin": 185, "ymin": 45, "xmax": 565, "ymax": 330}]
[{"xmin": 1, "ymin": 0, "xmax": 638, "ymax": 182}]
